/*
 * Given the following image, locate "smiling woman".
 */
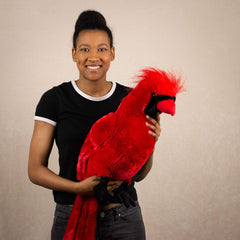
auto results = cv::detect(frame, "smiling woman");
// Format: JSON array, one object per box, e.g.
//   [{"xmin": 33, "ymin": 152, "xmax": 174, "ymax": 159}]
[
  {"xmin": 28, "ymin": 10, "xmax": 161, "ymax": 240},
  {"xmin": 72, "ymin": 30, "xmax": 115, "ymax": 89}
]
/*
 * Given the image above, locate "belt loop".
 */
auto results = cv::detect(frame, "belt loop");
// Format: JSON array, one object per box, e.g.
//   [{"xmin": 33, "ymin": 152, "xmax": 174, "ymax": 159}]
[{"xmin": 113, "ymin": 208, "xmax": 122, "ymax": 221}]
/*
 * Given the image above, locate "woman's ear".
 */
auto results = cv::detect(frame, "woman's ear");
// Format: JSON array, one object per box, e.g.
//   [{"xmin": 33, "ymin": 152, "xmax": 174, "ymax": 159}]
[
  {"xmin": 111, "ymin": 46, "xmax": 115, "ymax": 61},
  {"xmin": 72, "ymin": 48, "xmax": 77, "ymax": 62}
]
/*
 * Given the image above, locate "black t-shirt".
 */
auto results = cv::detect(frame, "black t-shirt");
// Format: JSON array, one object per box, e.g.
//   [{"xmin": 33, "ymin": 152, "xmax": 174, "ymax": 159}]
[{"xmin": 35, "ymin": 80, "xmax": 137, "ymax": 204}]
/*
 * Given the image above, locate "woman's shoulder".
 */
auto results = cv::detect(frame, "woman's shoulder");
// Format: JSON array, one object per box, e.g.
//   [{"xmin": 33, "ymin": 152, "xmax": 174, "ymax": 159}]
[
  {"xmin": 115, "ymin": 82, "xmax": 132, "ymax": 96},
  {"xmin": 41, "ymin": 81, "xmax": 72, "ymax": 96},
  {"xmin": 115, "ymin": 82, "xmax": 132, "ymax": 92},
  {"xmin": 51, "ymin": 81, "xmax": 72, "ymax": 92}
]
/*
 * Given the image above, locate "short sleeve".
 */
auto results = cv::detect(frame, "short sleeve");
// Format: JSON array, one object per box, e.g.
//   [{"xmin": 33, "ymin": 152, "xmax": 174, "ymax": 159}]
[{"xmin": 34, "ymin": 88, "xmax": 58, "ymax": 126}]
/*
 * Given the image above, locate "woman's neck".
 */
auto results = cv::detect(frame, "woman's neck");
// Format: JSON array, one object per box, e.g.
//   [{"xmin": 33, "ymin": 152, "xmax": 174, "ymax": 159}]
[{"xmin": 75, "ymin": 78, "xmax": 113, "ymax": 97}]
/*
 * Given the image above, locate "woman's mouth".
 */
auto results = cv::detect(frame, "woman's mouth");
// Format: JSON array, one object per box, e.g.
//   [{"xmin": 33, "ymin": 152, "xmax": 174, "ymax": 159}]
[{"xmin": 86, "ymin": 65, "xmax": 102, "ymax": 71}]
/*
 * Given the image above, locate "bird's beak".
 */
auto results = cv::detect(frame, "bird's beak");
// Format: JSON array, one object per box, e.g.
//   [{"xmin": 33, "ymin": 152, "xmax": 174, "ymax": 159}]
[{"xmin": 156, "ymin": 99, "xmax": 176, "ymax": 116}]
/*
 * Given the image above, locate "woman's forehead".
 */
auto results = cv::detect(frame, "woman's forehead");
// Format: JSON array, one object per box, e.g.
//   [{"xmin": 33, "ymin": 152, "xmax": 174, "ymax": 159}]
[{"xmin": 76, "ymin": 30, "xmax": 110, "ymax": 46}]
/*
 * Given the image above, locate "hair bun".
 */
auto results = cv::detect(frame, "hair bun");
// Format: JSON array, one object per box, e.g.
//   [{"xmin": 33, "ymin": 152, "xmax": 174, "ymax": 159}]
[
  {"xmin": 75, "ymin": 10, "xmax": 107, "ymax": 29},
  {"xmin": 73, "ymin": 10, "xmax": 113, "ymax": 48}
]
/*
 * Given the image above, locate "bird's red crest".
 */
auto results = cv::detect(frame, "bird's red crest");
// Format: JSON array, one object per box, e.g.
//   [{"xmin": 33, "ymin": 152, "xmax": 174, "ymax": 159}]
[{"xmin": 135, "ymin": 67, "xmax": 185, "ymax": 97}]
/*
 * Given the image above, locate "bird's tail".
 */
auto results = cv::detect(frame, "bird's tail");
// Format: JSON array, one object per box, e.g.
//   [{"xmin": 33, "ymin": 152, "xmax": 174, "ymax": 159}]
[{"xmin": 63, "ymin": 195, "xmax": 98, "ymax": 240}]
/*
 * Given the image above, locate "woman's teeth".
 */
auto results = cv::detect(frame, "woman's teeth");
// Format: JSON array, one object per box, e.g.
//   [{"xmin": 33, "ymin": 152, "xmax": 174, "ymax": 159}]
[{"xmin": 87, "ymin": 66, "xmax": 101, "ymax": 70}]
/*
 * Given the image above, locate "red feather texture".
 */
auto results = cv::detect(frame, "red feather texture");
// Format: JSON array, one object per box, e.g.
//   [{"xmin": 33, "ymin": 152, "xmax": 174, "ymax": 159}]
[
  {"xmin": 135, "ymin": 68, "xmax": 184, "ymax": 96},
  {"xmin": 63, "ymin": 68, "xmax": 184, "ymax": 240}
]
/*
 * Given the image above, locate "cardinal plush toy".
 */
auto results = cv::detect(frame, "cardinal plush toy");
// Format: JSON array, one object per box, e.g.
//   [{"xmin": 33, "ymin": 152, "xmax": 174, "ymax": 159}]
[{"xmin": 63, "ymin": 68, "xmax": 184, "ymax": 239}]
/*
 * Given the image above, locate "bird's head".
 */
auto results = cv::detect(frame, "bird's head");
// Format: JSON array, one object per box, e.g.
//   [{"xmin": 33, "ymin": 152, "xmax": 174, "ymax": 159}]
[
  {"xmin": 135, "ymin": 68, "xmax": 185, "ymax": 119},
  {"xmin": 144, "ymin": 93, "xmax": 176, "ymax": 118}
]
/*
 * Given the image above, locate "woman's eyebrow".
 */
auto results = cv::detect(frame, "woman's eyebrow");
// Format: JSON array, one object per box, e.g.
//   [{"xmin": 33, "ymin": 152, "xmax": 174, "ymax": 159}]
[
  {"xmin": 98, "ymin": 43, "xmax": 109, "ymax": 47},
  {"xmin": 78, "ymin": 43, "xmax": 109, "ymax": 47},
  {"xmin": 79, "ymin": 43, "xmax": 89, "ymax": 47}
]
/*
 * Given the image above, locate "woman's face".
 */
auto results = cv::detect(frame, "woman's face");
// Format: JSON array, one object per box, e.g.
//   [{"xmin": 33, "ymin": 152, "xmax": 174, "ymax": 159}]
[{"xmin": 72, "ymin": 30, "xmax": 115, "ymax": 82}]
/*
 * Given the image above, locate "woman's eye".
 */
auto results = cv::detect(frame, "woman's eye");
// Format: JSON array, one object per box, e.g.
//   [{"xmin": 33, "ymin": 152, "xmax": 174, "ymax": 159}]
[
  {"xmin": 99, "ymin": 48, "xmax": 107, "ymax": 52},
  {"xmin": 80, "ymin": 48, "xmax": 89, "ymax": 52}
]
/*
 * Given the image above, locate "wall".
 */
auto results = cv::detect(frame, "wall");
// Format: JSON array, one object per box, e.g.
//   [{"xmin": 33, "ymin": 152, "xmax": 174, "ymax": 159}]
[{"xmin": 0, "ymin": 0, "xmax": 239, "ymax": 239}]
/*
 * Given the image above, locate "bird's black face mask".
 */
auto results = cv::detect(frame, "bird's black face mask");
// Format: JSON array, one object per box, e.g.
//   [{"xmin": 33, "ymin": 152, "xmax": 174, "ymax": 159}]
[{"xmin": 144, "ymin": 94, "xmax": 176, "ymax": 119}]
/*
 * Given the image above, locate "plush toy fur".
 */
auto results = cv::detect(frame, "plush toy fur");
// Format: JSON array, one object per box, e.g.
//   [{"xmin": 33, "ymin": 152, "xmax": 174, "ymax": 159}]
[{"xmin": 63, "ymin": 68, "xmax": 184, "ymax": 240}]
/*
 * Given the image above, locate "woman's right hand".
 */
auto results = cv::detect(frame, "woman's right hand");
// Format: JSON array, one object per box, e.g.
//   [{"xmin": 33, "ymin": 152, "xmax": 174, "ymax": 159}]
[
  {"xmin": 75, "ymin": 177, "xmax": 123, "ymax": 196},
  {"xmin": 75, "ymin": 176, "xmax": 101, "ymax": 196}
]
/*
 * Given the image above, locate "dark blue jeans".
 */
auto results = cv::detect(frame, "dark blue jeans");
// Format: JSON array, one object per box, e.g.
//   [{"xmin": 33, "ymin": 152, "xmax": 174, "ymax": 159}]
[
  {"xmin": 51, "ymin": 202, "xmax": 146, "ymax": 240},
  {"xmin": 96, "ymin": 202, "xmax": 146, "ymax": 240}
]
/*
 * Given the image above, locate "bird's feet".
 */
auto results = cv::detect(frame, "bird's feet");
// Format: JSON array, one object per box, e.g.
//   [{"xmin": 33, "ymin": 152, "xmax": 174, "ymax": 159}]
[
  {"xmin": 93, "ymin": 176, "xmax": 112, "ymax": 204},
  {"xmin": 94, "ymin": 176, "xmax": 136, "ymax": 207}
]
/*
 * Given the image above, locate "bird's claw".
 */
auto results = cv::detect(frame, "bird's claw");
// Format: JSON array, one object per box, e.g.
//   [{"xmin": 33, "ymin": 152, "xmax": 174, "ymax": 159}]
[
  {"xmin": 94, "ymin": 176, "xmax": 112, "ymax": 204},
  {"xmin": 94, "ymin": 176, "xmax": 136, "ymax": 208}
]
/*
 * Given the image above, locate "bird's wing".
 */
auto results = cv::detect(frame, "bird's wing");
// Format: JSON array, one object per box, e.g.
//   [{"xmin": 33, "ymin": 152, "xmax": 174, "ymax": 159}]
[
  {"xmin": 89, "ymin": 112, "xmax": 117, "ymax": 149},
  {"xmin": 76, "ymin": 135, "xmax": 93, "ymax": 180},
  {"xmin": 76, "ymin": 112, "xmax": 117, "ymax": 180}
]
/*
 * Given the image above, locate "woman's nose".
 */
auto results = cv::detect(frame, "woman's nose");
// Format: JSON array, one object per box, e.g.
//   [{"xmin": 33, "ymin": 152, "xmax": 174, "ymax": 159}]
[
  {"xmin": 88, "ymin": 57, "xmax": 99, "ymax": 62},
  {"xmin": 88, "ymin": 51, "xmax": 100, "ymax": 61}
]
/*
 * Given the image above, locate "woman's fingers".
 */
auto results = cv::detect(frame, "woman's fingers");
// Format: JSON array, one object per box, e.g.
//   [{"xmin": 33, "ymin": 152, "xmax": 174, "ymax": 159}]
[
  {"xmin": 107, "ymin": 180, "xmax": 123, "ymax": 191},
  {"xmin": 146, "ymin": 114, "xmax": 161, "ymax": 142}
]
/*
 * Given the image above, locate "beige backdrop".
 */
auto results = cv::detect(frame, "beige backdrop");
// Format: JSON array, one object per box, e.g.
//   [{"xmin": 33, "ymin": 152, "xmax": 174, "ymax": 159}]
[{"xmin": 0, "ymin": 0, "xmax": 240, "ymax": 239}]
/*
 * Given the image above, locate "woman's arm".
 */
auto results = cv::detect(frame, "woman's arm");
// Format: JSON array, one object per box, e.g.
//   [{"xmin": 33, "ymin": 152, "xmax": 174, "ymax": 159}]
[
  {"xmin": 132, "ymin": 152, "xmax": 154, "ymax": 182},
  {"xmin": 28, "ymin": 121, "xmax": 101, "ymax": 195}
]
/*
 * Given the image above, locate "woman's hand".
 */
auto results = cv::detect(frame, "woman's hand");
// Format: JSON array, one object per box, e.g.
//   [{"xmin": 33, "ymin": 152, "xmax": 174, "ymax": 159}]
[
  {"xmin": 146, "ymin": 114, "xmax": 161, "ymax": 142},
  {"xmin": 75, "ymin": 176, "xmax": 123, "ymax": 196},
  {"xmin": 107, "ymin": 180, "xmax": 123, "ymax": 191},
  {"xmin": 75, "ymin": 176, "xmax": 100, "ymax": 195}
]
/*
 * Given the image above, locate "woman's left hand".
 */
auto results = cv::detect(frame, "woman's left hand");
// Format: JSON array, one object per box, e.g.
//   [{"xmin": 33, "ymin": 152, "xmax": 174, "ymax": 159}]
[
  {"xmin": 107, "ymin": 180, "xmax": 123, "ymax": 191},
  {"xmin": 146, "ymin": 114, "xmax": 161, "ymax": 142}
]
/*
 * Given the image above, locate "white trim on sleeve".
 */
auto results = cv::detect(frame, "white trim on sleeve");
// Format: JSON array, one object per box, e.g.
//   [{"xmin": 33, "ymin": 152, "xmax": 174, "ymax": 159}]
[{"xmin": 34, "ymin": 116, "xmax": 57, "ymax": 126}]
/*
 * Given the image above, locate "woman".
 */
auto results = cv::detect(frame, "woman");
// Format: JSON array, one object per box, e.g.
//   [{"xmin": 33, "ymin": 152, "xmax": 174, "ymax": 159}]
[{"xmin": 28, "ymin": 10, "xmax": 161, "ymax": 240}]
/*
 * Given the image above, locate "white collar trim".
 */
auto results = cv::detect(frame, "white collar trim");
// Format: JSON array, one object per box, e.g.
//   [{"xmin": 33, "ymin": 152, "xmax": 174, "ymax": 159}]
[{"xmin": 71, "ymin": 81, "xmax": 116, "ymax": 101}]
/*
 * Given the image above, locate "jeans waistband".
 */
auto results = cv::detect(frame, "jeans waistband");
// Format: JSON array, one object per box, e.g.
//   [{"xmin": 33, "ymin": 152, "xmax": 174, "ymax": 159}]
[{"xmin": 98, "ymin": 201, "xmax": 139, "ymax": 218}]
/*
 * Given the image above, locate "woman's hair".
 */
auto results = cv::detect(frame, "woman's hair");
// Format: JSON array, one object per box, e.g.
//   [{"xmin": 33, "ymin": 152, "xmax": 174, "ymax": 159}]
[{"xmin": 73, "ymin": 10, "xmax": 113, "ymax": 49}]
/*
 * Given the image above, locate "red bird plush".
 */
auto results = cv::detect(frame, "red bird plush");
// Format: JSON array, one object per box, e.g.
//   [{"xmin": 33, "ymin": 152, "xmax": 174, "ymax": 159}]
[{"xmin": 63, "ymin": 68, "xmax": 184, "ymax": 240}]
